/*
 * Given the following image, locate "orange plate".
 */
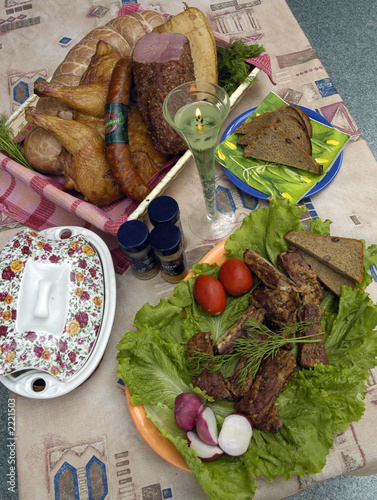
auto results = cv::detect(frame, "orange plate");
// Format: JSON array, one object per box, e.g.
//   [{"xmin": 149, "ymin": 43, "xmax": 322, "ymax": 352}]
[{"xmin": 125, "ymin": 239, "xmax": 228, "ymax": 472}]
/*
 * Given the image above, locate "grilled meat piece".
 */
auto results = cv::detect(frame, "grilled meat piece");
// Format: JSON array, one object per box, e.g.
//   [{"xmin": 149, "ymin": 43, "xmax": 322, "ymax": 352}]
[
  {"xmin": 187, "ymin": 331, "xmax": 233, "ymax": 401},
  {"xmin": 235, "ymin": 349, "xmax": 297, "ymax": 432},
  {"xmin": 226, "ymin": 356, "xmax": 255, "ymax": 399},
  {"xmin": 243, "ymin": 248, "xmax": 297, "ymax": 292},
  {"xmin": 297, "ymin": 304, "xmax": 328, "ymax": 368},
  {"xmin": 215, "ymin": 297, "xmax": 266, "ymax": 355},
  {"xmin": 252, "ymin": 285, "xmax": 299, "ymax": 326},
  {"xmin": 278, "ymin": 248, "xmax": 324, "ymax": 305}
]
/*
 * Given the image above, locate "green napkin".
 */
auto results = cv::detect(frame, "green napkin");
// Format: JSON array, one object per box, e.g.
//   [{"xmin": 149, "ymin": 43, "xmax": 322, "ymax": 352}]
[{"xmin": 215, "ymin": 92, "xmax": 350, "ymax": 203}]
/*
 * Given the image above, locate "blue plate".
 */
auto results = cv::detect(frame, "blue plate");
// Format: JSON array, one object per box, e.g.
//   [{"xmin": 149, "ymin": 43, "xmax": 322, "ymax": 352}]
[{"xmin": 220, "ymin": 105, "xmax": 343, "ymax": 200}]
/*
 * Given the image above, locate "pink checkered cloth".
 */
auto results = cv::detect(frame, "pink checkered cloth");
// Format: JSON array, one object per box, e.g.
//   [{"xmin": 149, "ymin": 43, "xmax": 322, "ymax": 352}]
[{"xmin": 0, "ymin": 3, "xmax": 274, "ymax": 274}]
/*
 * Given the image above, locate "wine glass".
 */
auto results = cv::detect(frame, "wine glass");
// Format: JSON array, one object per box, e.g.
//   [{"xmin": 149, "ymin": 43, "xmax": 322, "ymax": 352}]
[{"xmin": 163, "ymin": 81, "xmax": 231, "ymax": 240}]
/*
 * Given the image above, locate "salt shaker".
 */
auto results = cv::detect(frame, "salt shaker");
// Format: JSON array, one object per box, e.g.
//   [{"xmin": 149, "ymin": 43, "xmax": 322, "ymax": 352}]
[
  {"xmin": 150, "ymin": 223, "xmax": 188, "ymax": 283},
  {"xmin": 147, "ymin": 196, "xmax": 187, "ymax": 249},
  {"xmin": 117, "ymin": 220, "xmax": 159, "ymax": 280}
]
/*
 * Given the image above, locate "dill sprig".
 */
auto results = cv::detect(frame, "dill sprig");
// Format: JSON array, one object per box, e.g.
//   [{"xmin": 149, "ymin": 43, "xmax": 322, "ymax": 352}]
[
  {"xmin": 217, "ymin": 38, "xmax": 265, "ymax": 95},
  {"xmin": 187, "ymin": 317, "xmax": 321, "ymax": 387},
  {"xmin": 0, "ymin": 114, "xmax": 33, "ymax": 169}
]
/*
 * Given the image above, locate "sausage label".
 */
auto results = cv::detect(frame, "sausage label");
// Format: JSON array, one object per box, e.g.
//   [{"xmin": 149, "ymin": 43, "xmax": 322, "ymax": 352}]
[{"xmin": 105, "ymin": 102, "xmax": 129, "ymax": 145}]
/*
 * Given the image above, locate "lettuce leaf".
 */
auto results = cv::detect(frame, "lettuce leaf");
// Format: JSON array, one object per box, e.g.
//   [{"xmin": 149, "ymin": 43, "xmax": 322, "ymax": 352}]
[{"xmin": 116, "ymin": 196, "xmax": 377, "ymax": 500}]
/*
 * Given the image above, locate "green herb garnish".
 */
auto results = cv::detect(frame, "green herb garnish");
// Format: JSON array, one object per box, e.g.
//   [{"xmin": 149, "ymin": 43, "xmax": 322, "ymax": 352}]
[
  {"xmin": 187, "ymin": 317, "xmax": 321, "ymax": 387},
  {"xmin": 0, "ymin": 114, "xmax": 33, "ymax": 169},
  {"xmin": 217, "ymin": 38, "xmax": 265, "ymax": 95}
]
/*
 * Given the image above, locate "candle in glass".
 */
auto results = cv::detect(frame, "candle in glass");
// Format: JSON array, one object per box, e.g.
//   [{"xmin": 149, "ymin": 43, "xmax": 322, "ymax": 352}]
[{"xmin": 173, "ymin": 101, "xmax": 225, "ymax": 220}]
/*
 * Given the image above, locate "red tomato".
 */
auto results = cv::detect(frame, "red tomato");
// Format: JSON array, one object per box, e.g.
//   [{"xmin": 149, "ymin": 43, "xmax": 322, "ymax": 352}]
[
  {"xmin": 193, "ymin": 274, "xmax": 227, "ymax": 316},
  {"xmin": 218, "ymin": 258, "xmax": 254, "ymax": 297}
]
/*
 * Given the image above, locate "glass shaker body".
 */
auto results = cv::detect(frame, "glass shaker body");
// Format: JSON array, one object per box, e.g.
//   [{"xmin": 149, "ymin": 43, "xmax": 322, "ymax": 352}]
[
  {"xmin": 147, "ymin": 196, "xmax": 187, "ymax": 249},
  {"xmin": 150, "ymin": 223, "xmax": 188, "ymax": 283},
  {"xmin": 117, "ymin": 220, "xmax": 159, "ymax": 279}
]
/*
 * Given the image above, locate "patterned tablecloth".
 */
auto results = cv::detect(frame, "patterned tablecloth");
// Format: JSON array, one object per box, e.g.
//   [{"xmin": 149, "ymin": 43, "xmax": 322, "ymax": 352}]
[{"xmin": 1, "ymin": 1, "xmax": 377, "ymax": 499}]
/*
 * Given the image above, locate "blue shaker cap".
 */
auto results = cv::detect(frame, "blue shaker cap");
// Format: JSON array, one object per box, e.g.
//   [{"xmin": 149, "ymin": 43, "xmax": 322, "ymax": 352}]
[
  {"xmin": 150, "ymin": 223, "xmax": 182, "ymax": 256},
  {"xmin": 117, "ymin": 220, "xmax": 150, "ymax": 253},
  {"xmin": 148, "ymin": 196, "xmax": 179, "ymax": 226}
]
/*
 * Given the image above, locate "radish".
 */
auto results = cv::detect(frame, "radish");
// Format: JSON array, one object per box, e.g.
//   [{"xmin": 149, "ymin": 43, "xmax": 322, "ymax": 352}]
[
  {"xmin": 218, "ymin": 414, "xmax": 253, "ymax": 456},
  {"xmin": 174, "ymin": 392, "xmax": 203, "ymax": 431},
  {"xmin": 196, "ymin": 406, "xmax": 219, "ymax": 445},
  {"xmin": 187, "ymin": 431, "xmax": 224, "ymax": 461}
]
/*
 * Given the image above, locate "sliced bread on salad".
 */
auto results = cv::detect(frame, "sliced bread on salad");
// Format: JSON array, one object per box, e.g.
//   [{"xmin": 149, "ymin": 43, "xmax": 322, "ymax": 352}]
[
  {"xmin": 300, "ymin": 250, "xmax": 357, "ymax": 296},
  {"xmin": 284, "ymin": 230, "xmax": 364, "ymax": 284}
]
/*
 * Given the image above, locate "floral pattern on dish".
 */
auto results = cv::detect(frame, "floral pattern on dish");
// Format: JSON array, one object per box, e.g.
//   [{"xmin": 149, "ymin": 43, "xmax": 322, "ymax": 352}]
[{"xmin": 0, "ymin": 230, "xmax": 104, "ymax": 381}]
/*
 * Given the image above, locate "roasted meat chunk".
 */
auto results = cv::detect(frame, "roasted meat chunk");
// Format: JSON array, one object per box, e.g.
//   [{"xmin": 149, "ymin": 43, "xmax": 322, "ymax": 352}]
[
  {"xmin": 243, "ymin": 248, "xmax": 297, "ymax": 292},
  {"xmin": 278, "ymin": 248, "xmax": 324, "ymax": 305},
  {"xmin": 235, "ymin": 349, "xmax": 297, "ymax": 432},
  {"xmin": 252, "ymin": 285, "xmax": 300, "ymax": 326},
  {"xmin": 215, "ymin": 297, "xmax": 266, "ymax": 355},
  {"xmin": 297, "ymin": 304, "xmax": 328, "ymax": 368},
  {"xmin": 187, "ymin": 331, "xmax": 233, "ymax": 401},
  {"xmin": 226, "ymin": 356, "xmax": 255, "ymax": 399}
]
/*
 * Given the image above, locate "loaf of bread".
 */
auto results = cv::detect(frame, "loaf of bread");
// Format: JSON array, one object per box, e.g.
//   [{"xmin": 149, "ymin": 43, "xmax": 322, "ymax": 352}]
[
  {"xmin": 23, "ymin": 10, "xmax": 167, "ymax": 175},
  {"xmin": 284, "ymin": 230, "xmax": 364, "ymax": 284}
]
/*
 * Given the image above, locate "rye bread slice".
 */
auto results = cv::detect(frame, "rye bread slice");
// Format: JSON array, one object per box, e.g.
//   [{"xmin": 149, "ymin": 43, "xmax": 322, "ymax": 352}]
[
  {"xmin": 290, "ymin": 105, "xmax": 313, "ymax": 137},
  {"xmin": 284, "ymin": 230, "xmax": 364, "ymax": 284},
  {"xmin": 235, "ymin": 105, "xmax": 308, "ymax": 135},
  {"xmin": 243, "ymin": 123, "xmax": 322, "ymax": 174},
  {"xmin": 238, "ymin": 115, "xmax": 312, "ymax": 155},
  {"xmin": 300, "ymin": 250, "xmax": 356, "ymax": 296}
]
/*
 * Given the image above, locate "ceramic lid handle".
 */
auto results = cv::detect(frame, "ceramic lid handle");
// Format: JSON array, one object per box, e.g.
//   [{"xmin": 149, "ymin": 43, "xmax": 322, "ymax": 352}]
[{"xmin": 34, "ymin": 279, "xmax": 53, "ymax": 318}]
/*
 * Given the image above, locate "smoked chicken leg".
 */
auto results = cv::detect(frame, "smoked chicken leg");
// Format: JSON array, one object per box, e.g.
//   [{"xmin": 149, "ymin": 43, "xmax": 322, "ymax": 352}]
[{"xmin": 25, "ymin": 106, "xmax": 123, "ymax": 206}]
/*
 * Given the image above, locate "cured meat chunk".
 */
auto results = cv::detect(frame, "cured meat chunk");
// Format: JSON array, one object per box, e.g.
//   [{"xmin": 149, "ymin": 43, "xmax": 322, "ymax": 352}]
[
  {"xmin": 278, "ymin": 248, "xmax": 324, "ymax": 305},
  {"xmin": 214, "ymin": 297, "xmax": 266, "ymax": 355},
  {"xmin": 226, "ymin": 356, "xmax": 255, "ymax": 399},
  {"xmin": 133, "ymin": 32, "xmax": 195, "ymax": 155},
  {"xmin": 252, "ymin": 285, "xmax": 299, "ymax": 326},
  {"xmin": 187, "ymin": 332, "xmax": 233, "ymax": 401},
  {"xmin": 297, "ymin": 304, "xmax": 328, "ymax": 368},
  {"xmin": 243, "ymin": 249, "xmax": 297, "ymax": 292},
  {"xmin": 235, "ymin": 349, "xmax": 297, "ymax": 432}
]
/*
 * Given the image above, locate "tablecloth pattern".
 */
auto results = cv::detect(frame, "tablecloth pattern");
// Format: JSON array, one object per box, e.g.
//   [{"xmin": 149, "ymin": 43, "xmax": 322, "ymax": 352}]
[{"xmin": 1, "ymin": 1, "xmax": 377, "ymax": 499}]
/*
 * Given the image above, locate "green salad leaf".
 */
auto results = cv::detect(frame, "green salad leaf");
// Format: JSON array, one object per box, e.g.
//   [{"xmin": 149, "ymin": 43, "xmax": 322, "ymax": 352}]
[{"xmin": 117, "ymin": 195, "xmax": 377, "ymax": 500}]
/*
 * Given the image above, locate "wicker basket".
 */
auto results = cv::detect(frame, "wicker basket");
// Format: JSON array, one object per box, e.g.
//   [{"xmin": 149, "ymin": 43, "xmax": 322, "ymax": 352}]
[{"xmin": 5, "ymin": 67, "xmax": 259, "ymax": 222}]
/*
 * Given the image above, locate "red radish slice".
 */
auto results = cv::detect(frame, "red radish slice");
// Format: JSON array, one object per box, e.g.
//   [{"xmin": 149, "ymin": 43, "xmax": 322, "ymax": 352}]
[
  {"xmin": 187, "ymin": 431, "xmax": 224, "ymax": 461},
  {"xmin": 196, "ymin": 406, "xmax": 219, "ymax": 445},
  {"xmin": 174, "ymin": 392, "xmax": 203, "ymax": 431},
  {"xmin": 218, "ymin": 414, "xmax": 253, "ymax": 456}
]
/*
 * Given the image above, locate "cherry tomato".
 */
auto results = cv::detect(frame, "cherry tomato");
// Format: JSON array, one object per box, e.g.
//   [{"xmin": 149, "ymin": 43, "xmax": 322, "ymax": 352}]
[
  {"xmin": 218, "ymin": 258, "xmax": 254, "ymax": 297},
  {"xmin": 193, "ymin": 274, "xmax": 227, "ymax": 316}
]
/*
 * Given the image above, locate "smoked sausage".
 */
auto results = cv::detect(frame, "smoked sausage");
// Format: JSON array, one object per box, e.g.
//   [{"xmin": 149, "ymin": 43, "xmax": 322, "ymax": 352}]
[{"xmin": 105, "ymin": 57, "xmax": 151, "ymax": 203}]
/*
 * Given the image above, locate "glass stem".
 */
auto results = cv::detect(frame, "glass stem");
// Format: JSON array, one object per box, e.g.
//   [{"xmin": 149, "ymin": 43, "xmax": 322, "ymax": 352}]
[{"xmin": 191, "ymin": 146, "xmax": 217, "ymax": 221}]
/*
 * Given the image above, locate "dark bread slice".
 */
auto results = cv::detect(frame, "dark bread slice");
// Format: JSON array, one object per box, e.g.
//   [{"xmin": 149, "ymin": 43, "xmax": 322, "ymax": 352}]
[
  {"xmin": 238, "ymin": 115, "xmax": 312, "ymax": 155},
  {"xmin": 235, "ymin": 105, "xmax": 308, "ymax": 136},
  {"xmin": 290, "ymin": 105, "xmax": 313, "ymax": 137},
  {"xmin": 284, "ymin": 230, "xmax": 364, "ymax": 283},
  {"xmin": 244, "ymin": 123, "xmax": 322, "ymax": 174},
  {"xmin": 300, "ymin": 250, "xmax": 356, "ymax": 296}
]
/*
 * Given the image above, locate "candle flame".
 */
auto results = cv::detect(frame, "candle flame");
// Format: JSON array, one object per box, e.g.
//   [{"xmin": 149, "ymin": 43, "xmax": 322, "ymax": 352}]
[{"xmin": 196, "ymin": 107, "xmax": 203, "ymax": 130}]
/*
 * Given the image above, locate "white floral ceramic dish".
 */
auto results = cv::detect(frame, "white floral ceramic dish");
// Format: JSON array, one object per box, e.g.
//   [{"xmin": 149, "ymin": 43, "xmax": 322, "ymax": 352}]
[{"xmin": 0, "ymin": 226, "xmax": 116, "ymax": 399}]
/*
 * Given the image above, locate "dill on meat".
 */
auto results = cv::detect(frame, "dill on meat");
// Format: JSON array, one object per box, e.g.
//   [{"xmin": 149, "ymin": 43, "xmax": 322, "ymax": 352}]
[
  {"xmin": 217, "ymin": 38, "xmax": 265, "ymax": 95},
  {"xmin": 187, "ymin": 317, "xmax": 321, "ymax": 387}
]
